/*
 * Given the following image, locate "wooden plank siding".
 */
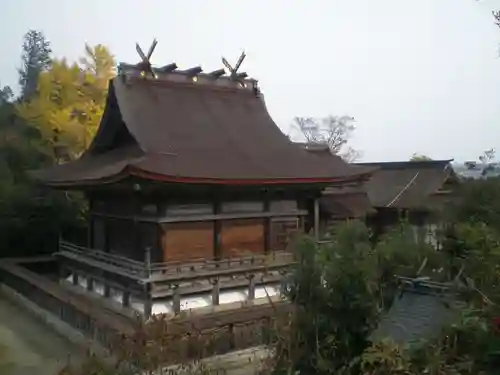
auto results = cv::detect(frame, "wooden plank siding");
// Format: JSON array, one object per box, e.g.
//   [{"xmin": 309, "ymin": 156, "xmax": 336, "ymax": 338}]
[
  {"xmin": 162, "ymin": 222, "xmax": 214, "ymax": 261},
  {"xmin": 89, "ymin": 198, "xmax": 305, "ymax": 263},
  {"xmin": 221, "ymin": 219, "xmax": 265, "ymax": 258}
]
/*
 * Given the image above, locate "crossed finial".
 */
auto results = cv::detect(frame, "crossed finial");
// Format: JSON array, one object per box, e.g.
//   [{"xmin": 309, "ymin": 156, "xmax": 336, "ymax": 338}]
[
  {"xmin": 221, "ymin": 51, "xmax": 247, "ymax": 81},
  {"xmin": 135, "ymin": 39, "xmax": 158, "ymax": 78}
]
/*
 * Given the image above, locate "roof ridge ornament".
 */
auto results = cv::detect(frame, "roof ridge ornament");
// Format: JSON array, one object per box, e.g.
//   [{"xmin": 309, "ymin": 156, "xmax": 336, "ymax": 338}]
[
  {"xmin": 136, "ymin": 39, "xmax": 158, "ymax": 79},
  {"xmin": 222, "ymin": 51, "xmax": 247, "ymax": 84}
]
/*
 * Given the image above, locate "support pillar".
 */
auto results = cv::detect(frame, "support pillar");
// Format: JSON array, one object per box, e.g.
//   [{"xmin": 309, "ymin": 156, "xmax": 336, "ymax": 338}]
[
  {"xmin": 314, "ymin": 197, "xmax": 320, "ymax": 242},
  {"xmin": 122, "ymin": 290, "xmax": 131, "ymax": 308},
  {"xmin": 58, "ymin": 265, "xmax": 67, "ymax": 283},
  {"xmin": 103, "ymin": 283, "xmax": 111, "ymax": 298},
  {"xmin": 86, "ymin": 277, "xmax": 94, "ymax": 292}
]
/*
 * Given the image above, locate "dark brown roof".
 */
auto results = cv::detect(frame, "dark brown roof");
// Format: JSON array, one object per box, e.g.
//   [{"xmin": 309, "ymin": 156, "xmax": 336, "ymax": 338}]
[
  {"xmin": 296, "ymin": 141, "xmax": 376, "ymax": 178},
  {"xmin": 34, "ymin": 69, "xmax": 373, "ymax": 188},
  {"xmin": 356, "ymin": 160, "xmax": 455, "ymax": 209},
  {"xmin": 320, "ymin": 185, "xmax": 374, "ymax": 218}
]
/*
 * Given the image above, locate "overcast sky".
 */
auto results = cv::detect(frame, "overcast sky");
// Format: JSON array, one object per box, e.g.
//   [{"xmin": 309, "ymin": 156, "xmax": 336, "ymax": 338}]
[{"xmin": 1, "ymin": 0, "xmax": 500, "ymax": 162}]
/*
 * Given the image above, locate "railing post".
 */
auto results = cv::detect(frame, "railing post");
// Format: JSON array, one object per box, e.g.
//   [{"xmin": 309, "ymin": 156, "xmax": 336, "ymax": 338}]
[
  {"xmin": 144, "ymin": 286, "xmax": 152, "ymax": 320},
  {"xmin": 248, "ymin": 274, "xmax": 256, "ymax": 300},
  {"xmin": 103, "ymin": 283, "xmax": 111, "ymax": 298},
  {"xmin": 211, "ymin": 278, "xmax": 220, "ymax": 305},
  {"xmin": 144, "ymin": 246, "xmax": 152, "ymax": 279},
  {"xmin": 58, "ymin": 265, "xmax": 67, "ymax": 283},
  {"xmin": 279, "ymin": 270, "xmax": 288, "ymax": 296},
  {"xmin": 173, "ymin": 284, "xmax": 181, "ymax": 314},
  {"xmin": 86, "ymin": 277, "xmax": 94, "ymax": 292},
  {"xmin": 122, "ymin": 289, "xmax": 131, "ymax": 308}
]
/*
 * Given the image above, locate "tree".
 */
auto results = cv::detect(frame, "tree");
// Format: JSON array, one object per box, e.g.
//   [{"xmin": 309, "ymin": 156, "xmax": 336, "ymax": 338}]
[
  {"xmin": 16, "ymin": 44, "xmax": 116, "ymax": 161},
  {"xmin": 494, "ymin": 10, "xmax": 500, "ymax": 29},
  {"xmin": 0, "ymin": 84, "xmax": 13, "ymax": 104},
  {"xmin": 18, "ymin": 30, "xmax": 52, "ymax": 100},
  {"xmin": 409, "ymin": 153, "xmax": 432, "ymax": 161},
  {"xmin": 479, "ymin": 148, "xmax": 495, "ymax": 164},
  {"xmin": 292, "ymin": 115, "xmax": 361, "ymax": 162},
  {"xmin": 79, "ymin": 44, "xmax": 116, "ymax": 96},
  {"xmin": 266, "ymin": 219, "xmax": 500, "ymax": 375}
]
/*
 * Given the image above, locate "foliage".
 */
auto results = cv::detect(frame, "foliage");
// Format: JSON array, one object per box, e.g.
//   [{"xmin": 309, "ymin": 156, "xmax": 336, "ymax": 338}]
[
  {"xmin": 267, "ymin": 220, "xmax": 438, "ymax": 375},
  {"xmin": 409, "ymin": 153, "xmax": 432, "ymax": 161},
  {"xmin": 18, "ymin": 30, "xmax": 52, "ymax": 100},
  {"xmin": 0, "ymin": 32, "xmax": 101, "ymax": 258},
  {"xmin": 16, "ymin": 44, "xmax": 115, "ymax": 161},
  {"xmin": 264, "ymin": 212, "xmax": 500, "ymax": 375},
  {"xmin": 479, "ymin": 148, "xmax": 496, "ymax": 165},
  {"xmin": 448, "ymin": 177, "xmax": 500, "ymax": 229},
  {"xmin": 0, "ymin": 84, "xmax": 13, "ymax": 103},
  {"xmin": 292, "ymin": 115, "xmax": 361, "ymax": 161}
]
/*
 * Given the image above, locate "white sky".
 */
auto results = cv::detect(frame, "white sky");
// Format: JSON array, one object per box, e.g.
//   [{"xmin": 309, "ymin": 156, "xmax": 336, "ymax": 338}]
[{"xmin": 1, "ymin": 0, "xmax": 500, "ymax": 162}]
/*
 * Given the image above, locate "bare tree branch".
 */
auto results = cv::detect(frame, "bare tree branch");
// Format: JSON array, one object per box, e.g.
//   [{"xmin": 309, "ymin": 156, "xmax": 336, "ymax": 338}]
[
  {"xmin": 494, "ymin": 10, "xmax": 500, "ymax": 28},
  {"xmin": 292, "ymin": 115, "xmax": 361, "ymax": 161}
]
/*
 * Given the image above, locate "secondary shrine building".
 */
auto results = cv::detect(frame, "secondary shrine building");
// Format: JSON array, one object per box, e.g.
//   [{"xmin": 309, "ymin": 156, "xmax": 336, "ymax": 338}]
[{"xmin": 33, "ymin": 56, "xmax": 372, "ymax": 317}]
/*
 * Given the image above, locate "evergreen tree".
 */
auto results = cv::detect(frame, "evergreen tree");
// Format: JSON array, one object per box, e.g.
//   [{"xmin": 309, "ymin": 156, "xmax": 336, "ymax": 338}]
[{"xmin": 18, "ymin": 30, "xmax": 52, "ymax": 100}]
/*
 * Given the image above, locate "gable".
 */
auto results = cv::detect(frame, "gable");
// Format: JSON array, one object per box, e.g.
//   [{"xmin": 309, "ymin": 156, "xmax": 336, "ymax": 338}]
[{"xmin": 86, "ymin": 81, "xmax": 138, "ymax": 156}]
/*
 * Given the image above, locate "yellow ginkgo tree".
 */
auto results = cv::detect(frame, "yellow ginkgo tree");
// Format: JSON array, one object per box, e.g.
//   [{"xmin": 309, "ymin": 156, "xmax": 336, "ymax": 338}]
[{"xmin": 17, "ymin": 44, "xmax": 115, "ymax": 162}]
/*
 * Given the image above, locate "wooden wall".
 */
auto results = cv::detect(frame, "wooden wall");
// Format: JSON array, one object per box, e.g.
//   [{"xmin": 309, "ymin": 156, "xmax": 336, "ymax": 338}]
[
  {"xmin": 88, "ymin": 193, "xmax": 307, "ymax": 263},
  {"xmin": 162, "ymin": 222, "xmax": 214, "ymax": 261},
  {"xmin": 220, "ymin": 219, "xmax": 265, "ymax": 258}
]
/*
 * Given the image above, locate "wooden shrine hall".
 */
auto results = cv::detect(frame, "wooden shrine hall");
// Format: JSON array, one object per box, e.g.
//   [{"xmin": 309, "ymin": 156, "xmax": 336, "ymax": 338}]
[{"xmin": 33, "ymin": 42, "xmax": 373, "ymax": 318}]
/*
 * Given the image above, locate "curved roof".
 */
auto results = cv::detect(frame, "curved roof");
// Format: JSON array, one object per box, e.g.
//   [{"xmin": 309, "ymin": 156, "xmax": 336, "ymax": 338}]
[
  {"xmin": 34, "ymin": 72, "xmax": 373, "ymax": 188},
  {"xmin": 356, "ymin": 160, "xmax": 455, "ymax": 208}
]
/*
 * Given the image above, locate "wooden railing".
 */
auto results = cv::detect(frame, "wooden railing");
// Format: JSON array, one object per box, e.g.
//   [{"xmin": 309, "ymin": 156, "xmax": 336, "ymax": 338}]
[
  {"xmin": 59, "ymin": 240, "xmax": 146, "ymax": 276},
  {"xmin": 0, "ymin": 260, "xmax": 291, "ymax": 363},
  {"xmin": 58, "ymin": 240, "xmax": 294, "ymax": 282}
]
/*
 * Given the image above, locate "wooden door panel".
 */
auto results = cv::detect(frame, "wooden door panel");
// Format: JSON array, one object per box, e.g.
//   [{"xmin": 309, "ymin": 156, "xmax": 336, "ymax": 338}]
[
  {"xmin": 162, "ymin": 222, "xmax": 214, "ymax": 262},
  {"xmin": 221, "ymin": 219, "xmax": 264, "ymax": 258}
]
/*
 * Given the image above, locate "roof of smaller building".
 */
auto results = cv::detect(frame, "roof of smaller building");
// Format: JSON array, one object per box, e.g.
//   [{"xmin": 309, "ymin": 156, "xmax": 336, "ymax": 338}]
[
  {"xmin": 293, "ymin": 142, "xmax": 376, "ymax": 218},
  {"xmin": 370, "ymin": 278, "xmax": 461, "ymax": 346},
  {"xmin": 320, "ymin": 185, "xmax": 375, "ymax": 219},
  {"xmin": 355, "ymin": 160, "xmax": 455, "ymax": 209}
]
